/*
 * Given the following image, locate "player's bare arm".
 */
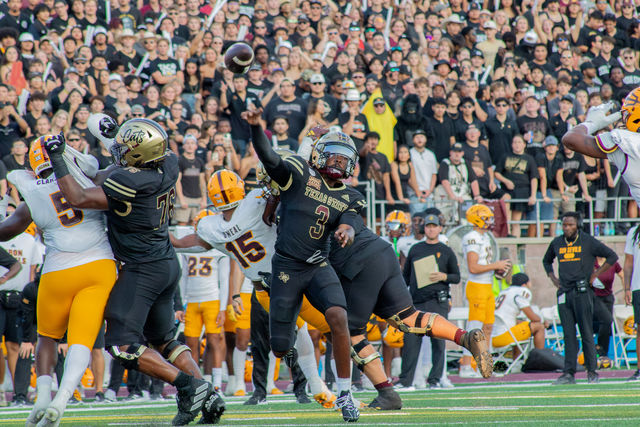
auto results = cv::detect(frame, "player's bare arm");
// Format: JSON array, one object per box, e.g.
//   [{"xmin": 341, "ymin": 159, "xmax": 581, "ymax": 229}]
[
  {"xmin": 0, "ymin": 203, "xmax": 33, "ymax": 241},
  {"xmin": 43, "ymin": 134, "xmax": 109, "ymax": 210},
  {"xmin": 467, "ymin": 251, "xmax": 511, "ymax": 274},
  {"xmin": 562, "ymin": 101, "xmax": 622, "ymax": 159},
  {"xmin": 170, "ymin": 232, "xmax": 213, "ymax": 251}
]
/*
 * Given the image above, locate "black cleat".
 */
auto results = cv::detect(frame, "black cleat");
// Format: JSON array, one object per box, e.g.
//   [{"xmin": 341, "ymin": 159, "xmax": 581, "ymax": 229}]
[
  {"xmin": 282, "ymin": 347, "xmax": 298, "ymax": 368},
  {"xmin": 587, "ymin": 371, "xmax": 599, "ymax": 384},
  {"xmin": 335, "ymin": 391, "xmax": 360, "ymax": 422},
  {"xmin": 243, "ymin": 394, "xmax": 267, "ymax": 405},
  {"xmin": 368, "ymin": 386, "xmax": 402, "ymax": 410},
  {"xmin": 552, "ymin": 373, "xmax": 576, "ymax": 385},
  {"xmin": 198, "ymin": 387, "xmax": 225, "ymax": 424},
  {"xmin": 628, "ymin": 370, "xmax": 640, "ymax": 382},
  {"xmin": 460, "ymin": 329, "xmax": 493, "ymax": 378},
  {"xmin": 172, "ymin": 377, "xmax": 211, "ymax": 426},
  {"xmin": 295, "ymin": 391, "xmax": 312, "ymax": 404}
]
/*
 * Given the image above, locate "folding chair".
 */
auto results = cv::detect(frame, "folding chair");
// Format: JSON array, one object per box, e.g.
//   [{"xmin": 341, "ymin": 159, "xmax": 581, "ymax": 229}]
[
  {"xmin": 492, "ymin": 313, "xmax": 533, "ymax": 374},
  {"xmin": 612, "ymin": 304, "xmax": 636, "ymax": 369},
  {"xmin": 541, "ymin": 305, "xmax": 564, "ymax": 352}
]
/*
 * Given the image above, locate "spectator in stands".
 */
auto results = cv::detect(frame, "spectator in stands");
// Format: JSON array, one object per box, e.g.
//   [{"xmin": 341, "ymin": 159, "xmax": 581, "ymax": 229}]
[
  {"xmin": 409, "ymin": 130, "xmax": 437, "ymax": 215},
  {"xmin": 426, "ymin": 98, "xmax": 456, "ymax": 162},
  {"xmin": 435, "ymin": 142, "xmax": 481, "ymax": 222},
  {"xmin": 175, "ymin": 134, "xmax": 207, "ymax": 226},
  {"xmin": 360, "ymin": 131, "xmax": 394, "ymax": 206}
]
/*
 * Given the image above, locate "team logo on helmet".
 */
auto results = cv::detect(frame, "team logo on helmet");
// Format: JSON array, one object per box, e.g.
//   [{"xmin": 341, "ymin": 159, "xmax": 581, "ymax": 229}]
[
  {"xmin": 466, "ymin": 204, "xmax": 494, "ymax": 229},
  {"xmin": 111, "ymin": 118, "xmax": 169, "ymax": 167},
  {"xmin": 29, "ymin": 136, "xmax": 53, "ymax": 177},
  {"xmin": 207, "ymin": 170, "xmax": 245, "ymax": 211}
]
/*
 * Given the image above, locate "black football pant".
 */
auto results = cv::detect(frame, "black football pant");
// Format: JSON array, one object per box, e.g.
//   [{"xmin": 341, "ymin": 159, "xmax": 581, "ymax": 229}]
[
  {"xmin": 13, "ymin": 353, "xmax": 32, "ymax": 401},
  {"xmin": 592, "ymin": 293, "xmax": 614, "ymax": 356},
  {"xmin": 249, "ymin": 289, "xmax": 307, "ymax": 397},
  {"xmin": 398, "ymin": 298, "xmax": 449, "ymax": 387},
  {"xmin": 558, "ymin": 288, "xmax": 597, "ymax": 374}
]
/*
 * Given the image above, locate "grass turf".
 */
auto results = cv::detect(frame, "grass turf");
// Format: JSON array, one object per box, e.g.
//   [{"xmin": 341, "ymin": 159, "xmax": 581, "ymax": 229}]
[{"xmin": 2, "ymin": 380, "xmax": 640, "ymax": 426}]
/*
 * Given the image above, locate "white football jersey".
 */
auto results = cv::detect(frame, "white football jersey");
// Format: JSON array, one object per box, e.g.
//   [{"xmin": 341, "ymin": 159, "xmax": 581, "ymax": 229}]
[
  {"xmin": 8, "ymin": 170, "xmax": 113, "ymax": 274},
  {"xmin": 492, "ymin": 286, "xmax": 532, "ymax": 337},
  {"xmin": 197, "ymin": 189, "xmax": 276, "ymax": 282},
  {"xmin": 0, "ymin": 233, "xmax": 42, "ymax": 292},
  {"xmin": 598, "ymin": 129, "xmax": 640, "ymax": 204},
  {"xmin": 462, "ymin": 230, "xmax": 494, "ymax": 284},
  {"xmin": 624, "ymin": 225, "xmax": 640, "ymax": 292}
]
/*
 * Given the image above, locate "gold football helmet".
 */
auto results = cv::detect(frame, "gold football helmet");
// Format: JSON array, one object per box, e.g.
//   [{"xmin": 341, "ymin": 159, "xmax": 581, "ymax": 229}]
[
  {"xmin": 310, "ymin": 131, "xmax": 358, "ymax": 179},
  {"xmin": 466, "ymin": 204, "xmax": 494, "ymax": 229},
  {"xmin": 622, "ymin": 87, "xmax": 640, "ymax": 132},
  {"xmin": 193, "ymin": 208, "xmax": 215, "ymax": 231},
  {"xmin": 385, "ymin": 210, "xmax": 410, "ymax": 235},
  {"xmin": 624, "ymin": 316, "xmax": 636, "ymax": 335},
  {"xmin": 208, "ymin": 170, "xmax": 245, "ymax": 211},
  {"xmin": 256, "ymin": 148, "xmax": 295, "ymax": 197},
  {"xmin": 110, "ymin": 118, "xmax": 169, "ymax": 167},
  {"xmin": 29, "ymin": 136, "xmax": 52, "ymax": 177}
]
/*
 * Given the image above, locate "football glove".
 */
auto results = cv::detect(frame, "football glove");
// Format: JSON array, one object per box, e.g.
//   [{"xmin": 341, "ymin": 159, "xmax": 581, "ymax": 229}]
[
  {"xmin": 44, "ymin": 133, "xmax": 70, "ymax": 178},
  {"xmin": 583, "ymin": 101, "xmax": 622, "ymax": 135}
]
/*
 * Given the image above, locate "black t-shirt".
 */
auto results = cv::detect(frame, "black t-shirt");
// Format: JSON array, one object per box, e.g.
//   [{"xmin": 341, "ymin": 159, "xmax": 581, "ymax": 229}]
[
  {"xmin": 517, "ymin": 114, "xmax": 551, "ymax": 157},
  {"xmin": 225, "ymin": 90, "xmax": 262, "ymax": 142},
  {"xmin": 403, "ymin": 241, "xmax": 460, "ymax": 303},
  {"xmin": 101, "ymin": 153, "xmax": 179, "ymax": 263},
  {"xmin": 535, "ymin": 152, "xmax": 563, "ymax": 190},
  {"xmin": 178, "ymin": 155, "xmax": 205, "ymax": 199},
  {"xmin": 275, "ymin": 137, "xmax": 299, "ymax": 152},
  {"xmin": 360, "ymin": 151, "xmax": 391, "ymax": 200},
  {"xmin": 425, "ymin": 116, "xmax": 456, "ymax": 162},
  {"xmin": 114, "ymin": 7, "xmax": 142, "ymax": 29},
  {"xmin": 462, "ymin": 143, "xmax": 492, "ymax": 194},
  {"xmin": 1, "ymin": 154, "xmax": 26, "ymax": 172},
  {"xmin": 561, "ymin": 152, "xmax": 586, "ymax": 186},
  {"xmin": 338, "ymin": 112, "xmax": 369, "ymax": 151},
  {"xmin": 247, "ymin": 80, "xmax": 273, "ymax": 100},
  {"xmin": 91, "ymin": 149, "xmax": 114, "ymax": 169},
  {"xmin": 263, "ymin": 97, "xmax": 308, "ymax": 140},
  {"xmin": 454, "ymin": 117, "xmax": 487, "ymax": 143},
  {"xmin": 0, "ymin": 121, "xmax": 26, "ymax": 157},
  {"xmin": 149, "ymin": 57, "xmax": 181, "ymax": 87},
  {"xmin": 485, "ymin": 115, "xmax": 520, "ymax": 165},
  {"xmin": 549, "ymin": 113, "xmax": 576, "ymax": 142},
  {"xmin": 437, "ymin": 159, "xmax": 478, "ymax": 187},
  {"xmin": 114, "ymin": 50, "xmax": 143, "ymax": 74},
  {"xmin": 496, "ymin": 152, "xmax": 538, "ymax": 189}
]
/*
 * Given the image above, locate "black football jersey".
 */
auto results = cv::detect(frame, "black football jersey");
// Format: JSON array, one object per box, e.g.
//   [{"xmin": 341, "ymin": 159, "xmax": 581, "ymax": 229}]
[
  {"xmin": 276, "ymin": 155, "xmax": 366, "ymax": 263},
  {"xmin": 101, "ymin": 153, "xmax": 179, "ymax": 263}
]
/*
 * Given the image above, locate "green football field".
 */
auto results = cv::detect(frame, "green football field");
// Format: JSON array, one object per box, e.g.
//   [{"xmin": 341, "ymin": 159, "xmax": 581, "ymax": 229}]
[{"xmin": 2, "ymin": 380, "xmax": 640, "ymax": 426}]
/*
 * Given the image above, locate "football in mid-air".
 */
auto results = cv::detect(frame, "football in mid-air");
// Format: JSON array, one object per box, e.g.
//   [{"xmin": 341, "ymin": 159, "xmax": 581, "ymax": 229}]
[{"xmin": 224, "ymin": 42, "xmax": 254, "ymax": 74}]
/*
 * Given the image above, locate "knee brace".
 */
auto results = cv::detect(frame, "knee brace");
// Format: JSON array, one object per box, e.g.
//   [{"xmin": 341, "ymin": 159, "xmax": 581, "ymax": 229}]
[
  {"xmin": 108, "ymin": 343, "xmax": 147, "ymax": 370},
  {"xmin": 387, "ymin": 307, "xmax": 439, "ymax": 337},
  {"xmin": 160, "ymin": 339, "xmax": 191, "ymax": 363},
  {"xmin": 350, "ymin": 338, "xmax": 381, "ymax": 371}
]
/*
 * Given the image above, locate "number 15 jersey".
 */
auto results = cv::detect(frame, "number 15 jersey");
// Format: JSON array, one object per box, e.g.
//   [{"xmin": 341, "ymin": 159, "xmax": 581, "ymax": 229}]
[
  {"xmin": 196, "ymin": 189, "xmax": 275, "ymax": 282},
  {"xmin": 8, "ymin": 170, "xmax": 113, "ymax": 274}
]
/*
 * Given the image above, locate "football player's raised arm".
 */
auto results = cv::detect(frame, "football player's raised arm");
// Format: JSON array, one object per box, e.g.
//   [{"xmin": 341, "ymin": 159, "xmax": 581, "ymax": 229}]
[
  {"xmin": 56, "ymin": 175, "xmax": 109, "ymax": 210},
  {"xmin": 244, "ymin": 109, "xmax": 290, "ymax": 187},
  {"xmin": 562, "ymin": 125, "xmax": 608, "ymax": 159},
  {"xmin": 0, "ymin": 203, "xmax": 33, "ymax": 241}
]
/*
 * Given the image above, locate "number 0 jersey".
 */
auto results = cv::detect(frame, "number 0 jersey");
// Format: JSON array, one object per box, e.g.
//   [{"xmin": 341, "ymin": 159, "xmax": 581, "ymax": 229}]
[
  {"xmin": 492, "ymin": 285, "xmax": 532, "ymax": 337},
  {"xmin": 275, "ymin": 155, "xmax": 365, "ymax": 263},
  {"xmin": 101, "ymin": 153, "xmax": 179, "ymax": 264},
  {"xmin": 462, "ymin": 229, "xmax": 494, "ymax": 284},
  {"xmin": 196, "ymin": 189, "xmax": 275, "ymax": 282},
  {"xmin": 8, "ymin": 170, "xmax": 113, "ymax": 274}
]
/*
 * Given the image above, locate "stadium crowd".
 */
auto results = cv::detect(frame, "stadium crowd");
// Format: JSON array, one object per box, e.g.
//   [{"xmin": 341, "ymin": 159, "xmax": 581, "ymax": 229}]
[{"xmin": 0, "ymin": 0, "xmax": 639, "ymax": 418}]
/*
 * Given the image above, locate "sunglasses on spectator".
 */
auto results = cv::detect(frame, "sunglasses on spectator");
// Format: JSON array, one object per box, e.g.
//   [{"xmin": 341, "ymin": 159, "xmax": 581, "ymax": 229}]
[
  {"xmin": 311, "ymin": 5, "xmax": 322, "ymax": 9},
  {"xmin": 132, "ymin": 113, "xmax": 144, "ymax": 117},
  {"xmin": 374, "ymin": 103, "xmax": 385, "ymax": 108},
  {"xmin": 312, "ymin": 82, "xmax": 324, "ymax": 85},
  {"xmin": 353, "ymin": 75, "xmax": 365, "ymax": 79},
  {"xmin": 255, "ymin": 25, "xmax": 266, "ymax": 29},
  {"xmin": 68, "ymin": 138, "xmax": 81, "ymax": 142},
  {"xmin": 328, "ymin": 31, "xmax": 338, "ymax": 35},
  {"xmin": 496, "ymin": 103, "xmax": 508, "ymax": 107},
  {"xmin": 461, "ymin": 104, "xmax": 474, "ymax": 108},
  {"xmin": 557, "ymin": 37, "xmax": 568, "ymax": 42}
]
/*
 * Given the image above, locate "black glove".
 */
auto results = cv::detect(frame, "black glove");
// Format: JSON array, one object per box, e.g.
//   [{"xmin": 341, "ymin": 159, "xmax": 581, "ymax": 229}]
[
  {"xmin": 99, "ymin": 116, "xmax": 118, "ymax": 139},
  {"xmin": 44, "ymin": 133, "xmax": 69, "ymax": 178}
]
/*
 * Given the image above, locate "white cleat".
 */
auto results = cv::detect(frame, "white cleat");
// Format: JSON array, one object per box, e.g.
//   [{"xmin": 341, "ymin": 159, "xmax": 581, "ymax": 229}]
[
  {"xmin": 36, "ymin": 398, "xmax": 67, "ymax": 427},
  {"xmin": 26, "ymin": 394, "xmax": 52, "ymax": 427}
]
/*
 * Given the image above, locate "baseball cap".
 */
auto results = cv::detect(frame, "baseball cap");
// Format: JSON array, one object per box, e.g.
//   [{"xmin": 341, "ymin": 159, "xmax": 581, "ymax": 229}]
[
  {"xmin": 413, "ymin": 129, "xmax": 426, "ymax": 137},
  {"xmin": 298, "ymin": 13, "xmax": 309, "ymax": 22},
  {"xmin": 469, "ymin": 2, "xmax": 481, "ymax": 10},
  {"xmin": 92, "ymin": 26, "xmax": 108, "ymax": 37},
  {"xmin": 451, "ymin": 142, "xmax": 464, "ymax": 151},
  {"xmin": 109, "ymin": 73, "xmax": 123, "ymax": 82},
  {"xmin": 64, "ymin": 67, "xmax": 79, "ymax": 75},
  {"xmin": 385, "ymin": 61, "xmax": 400, "ymax": 72},
  {"xmin": 310, "ymin": 73, "xmax": 325, "ymax": 84},
  {"xmin": 543, "ymin": 135, "xmax": 559, "ymax": 146},
  {"xmin": 424, "ymin": 214, "xmax": 440, "ymax": 226},
  {"xmin": 183, "ymin": 134, "xmax": 198, "ymax": 143},
  {"xmin": 522, "ymin": 31, "xmax": 538, "ymax": 46},
  {"xmin": 345, "ymin": 89, "xmax": 360, "ymax": 102},
  {"xmin": 249, "ymin": 63, "xmax": 262, "ymax": 71},
  {"xmin": 373, "ymin": 97, "xmax": 385, "ymax": 106},
  {"xmin": 561, "ymin": 95, "xmax": 574, "ymax": 103},
  {"xmin": 471, "ymin": 49, "xmax": 484, "ymax": 58},
  {"xmin": 19, "ymin": 33, "xmax": 34, "ymax": 43},
  {"xmin": 511, "ymin": 273, "xmax": 530, "ymax": 287},
  {"xmin": 580, "ymin": 61, "xmax": 596, "ymax": 71},
  {"xmin": 311, "ymin": 53, "xmax": 322, "ymax": 61},
  {"xmin": 349, "ymin": 21, "xmax": 361, "ymax": 31},
  {"xmin": 277, "ymin": 41, "xmax": 293, "ymax": 51},
  {"xmin": 483, "ymin": 20, "xmax": 497, "ymax": 30},
  {"xmin": 435, "ymin": 59, "xmax": 452, "ymax": 69}
]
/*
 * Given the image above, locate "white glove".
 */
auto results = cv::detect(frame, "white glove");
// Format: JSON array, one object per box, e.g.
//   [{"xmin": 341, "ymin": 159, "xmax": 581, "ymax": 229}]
[{"xmin": 583, "ymin": 101, "xmax": 622, "ymax": 135}]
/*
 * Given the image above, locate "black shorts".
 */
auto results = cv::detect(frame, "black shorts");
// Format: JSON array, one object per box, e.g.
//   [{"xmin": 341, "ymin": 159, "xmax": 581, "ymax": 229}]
[
  {"xmin": 0, "ymin": 291, "xmax": 20, "ymax": 343},
  {"xmin": 104, "ymin": 257, "xmax": 181, "ymax": 348},
  {"xmin": 339, "ymin": 245, "xmax": 413, "ymax": 334},
  {"xmin": 269, "ymin": 253, "xmax": 347, "ymax": 353},
  {"xmin": 633, "ymin": 290, "xmax": 640, "ymax": 327},
  {"xmin": 93, "ymin": 322, "xmax": 106, "ymax": 349},
  {"xmin": 508, "ymin": 187, "xmax": 533, "ymax": 213}
]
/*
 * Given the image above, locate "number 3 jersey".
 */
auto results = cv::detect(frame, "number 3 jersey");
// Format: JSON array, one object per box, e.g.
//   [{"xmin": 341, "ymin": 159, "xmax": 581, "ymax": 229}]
[
  {"xmin": 101, "ymin": 153, "xmax": 179, "ymax": 263},
  {"xmin": 196, "ymin": 189, "xmax": 275, "ymax": 282},
  {"xmin": 462, "ymin": 229, "xmax": 494, "ymax": 284},
  {"xmin": 8, "ymin": 170, "xmax": 113, "ymax": 274}
]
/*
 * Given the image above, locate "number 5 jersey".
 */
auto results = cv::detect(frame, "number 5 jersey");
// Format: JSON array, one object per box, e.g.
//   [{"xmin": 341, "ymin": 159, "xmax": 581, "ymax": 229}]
[{"xmin": 8, "ymin": 170, "xmax": 113, "ymax": 274}]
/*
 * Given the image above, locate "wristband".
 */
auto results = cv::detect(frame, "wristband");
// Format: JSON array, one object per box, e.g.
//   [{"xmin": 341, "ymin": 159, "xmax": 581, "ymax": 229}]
[
  {"xmin": 232, "ymin": 294, "xmax": 241, "ymax": 300},
  {"xmin": 51, "ymin": 156, "xmax": 70, "ymax": 179}
]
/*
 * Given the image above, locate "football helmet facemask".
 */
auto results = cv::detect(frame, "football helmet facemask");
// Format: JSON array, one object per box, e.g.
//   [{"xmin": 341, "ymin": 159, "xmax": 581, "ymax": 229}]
[
  {"xmin": 310, "ymin": 131, "xmax": 358, "ymax": 180},
  {"xmin": 110, "ymin": 118, "xmax": 169, "ymax": 167},
  {"xmin": 208, "ymin": 170, "xmax": 245, "ymax": 211},
  {"xmin": 256, "ymin": 148, "xmax": 295, "ymax": 197},
  {"xmin": 466, "ymin": 204, "xmax": 494, "ymax": 229},
  {"xmin": 385, "ymin": 210, "xmax": 410, "ymax": 235},
  {"xmin": 29, "ymin": 136, "xmax": 53, "ymax": 178}
]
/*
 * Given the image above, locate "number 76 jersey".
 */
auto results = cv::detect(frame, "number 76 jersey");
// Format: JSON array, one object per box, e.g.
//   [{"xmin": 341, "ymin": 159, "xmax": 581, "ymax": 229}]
[{"xmin": 196, "ymin": 189, "xmax": 275, "ymax": 282}]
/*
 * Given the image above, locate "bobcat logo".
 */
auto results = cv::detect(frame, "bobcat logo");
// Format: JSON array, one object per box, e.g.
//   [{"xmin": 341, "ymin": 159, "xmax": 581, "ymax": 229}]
[{"xmin": 278, "ymin": 271, "xmax": 290, "ymax": 284}]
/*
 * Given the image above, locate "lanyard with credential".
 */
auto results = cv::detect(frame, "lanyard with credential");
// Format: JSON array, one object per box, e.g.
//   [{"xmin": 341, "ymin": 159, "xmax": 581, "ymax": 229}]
[{"xmin": 393, "ymin": 237, "xmax": 399, "ymax": 257}]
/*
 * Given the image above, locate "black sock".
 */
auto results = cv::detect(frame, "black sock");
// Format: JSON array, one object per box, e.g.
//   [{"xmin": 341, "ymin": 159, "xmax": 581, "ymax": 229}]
[{"xmin": 173, "ymin": 372, "xmax": 192, "ymax": 390}]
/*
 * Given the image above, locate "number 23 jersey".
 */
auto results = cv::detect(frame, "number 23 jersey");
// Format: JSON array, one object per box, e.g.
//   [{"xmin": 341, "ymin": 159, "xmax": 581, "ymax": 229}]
[
  {"xmin": 101, "ymin": 153, "xmax": 179, "ymax": 263},
  {"xmin": 8, "ymin": 170, "xmax": 113, "ymax": 273},
  {"xmin": 196, "ymin": 189, "xmax": 274, "ymax": 282}
]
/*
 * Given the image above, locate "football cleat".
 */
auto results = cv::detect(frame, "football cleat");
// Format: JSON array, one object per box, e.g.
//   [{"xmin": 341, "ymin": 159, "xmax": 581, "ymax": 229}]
[
  {"xmin": 367, "ymin": 386, "xmax": 402, "ymax": 410},
  {"xmin": 335, "ymin": 391, "xmax": 360, "ymax": 422},
  {"xmin": 460, "ymin": 329, "xmax": 493, "ymax": 378},
  {"xmin": 243, "ymin": 394, "xmax": 267, "ymax": 405},
  {"xmin": 295, "ymin": 391, "xmax": 312, "ymax": 404},
  {"xmin": 233, "ymin": 389, "xmax": 246, "ymax": 397},
  {"xmin": 172, "ymin": 378, "xmax": 211, "ymax": 426},
  {"xmin": 314, "ymin": 390, "xmax": 336, "ymax": 409},
  {"xmin": 552, "ymin": 373, "xmax": 576, "ymax": 385},
  {"xmin": 269, "ymin": 388, "xmax": 284, "ymax": 395},
  {"xmin": 197, "ymin": 387, "xmax": 225, "ymax": 424},
  {"xmin": 627, "ymin": 370, "xmax": 640, "ymax": 381}
]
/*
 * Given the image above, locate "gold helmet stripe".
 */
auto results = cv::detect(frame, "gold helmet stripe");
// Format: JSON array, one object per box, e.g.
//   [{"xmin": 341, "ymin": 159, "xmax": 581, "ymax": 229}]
[{"xmin": 216, "ymin": 172, "xmax": 230, "ymax": 204}]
